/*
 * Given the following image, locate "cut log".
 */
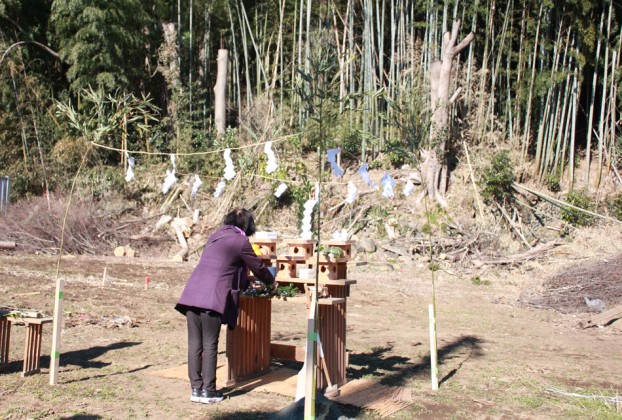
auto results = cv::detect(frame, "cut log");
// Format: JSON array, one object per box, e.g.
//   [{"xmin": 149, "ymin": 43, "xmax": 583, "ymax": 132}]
[
  {"xmin": 0, "ymin": 241, "xmax": 16, "ymax": 249},
  {"xmin": 171, "ymin": 218, "xmax": 189, "ymax": 261},
  {"xmin": 125, "ymin": 246, "xmax": 136, "ymax": 258},
  {"xmin": 113, "ymin": 246, "xmax": 125, "ymax": 257},
  {"xmin": 580, "ymin": 304, "xmax": 622, "ymax": 328},
  {"xmin": 155, "ymin": 215, "xmax": 173, "ymax": 231}
]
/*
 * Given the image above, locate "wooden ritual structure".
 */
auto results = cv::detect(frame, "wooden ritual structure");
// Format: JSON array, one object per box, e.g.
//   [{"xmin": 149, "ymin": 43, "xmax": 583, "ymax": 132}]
[
  {"xmin": 225, "ymin": 237, "xmax": 356, "ymax": 391},
  {"xmin": 0, "ymin": 315, "xmax": 53, "ymax": 376}
]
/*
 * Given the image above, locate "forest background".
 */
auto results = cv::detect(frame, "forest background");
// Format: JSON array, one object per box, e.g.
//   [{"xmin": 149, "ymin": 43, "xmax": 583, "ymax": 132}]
[{"xmin": 1, "ymin": 0, "xmax": 622, "ymax": 247}]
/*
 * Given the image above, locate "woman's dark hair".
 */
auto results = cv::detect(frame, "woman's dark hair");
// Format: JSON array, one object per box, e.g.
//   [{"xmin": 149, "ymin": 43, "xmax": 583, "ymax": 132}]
[{"xmin": 223, "ymin": 208, "xmax": 256, "ymax": 236}]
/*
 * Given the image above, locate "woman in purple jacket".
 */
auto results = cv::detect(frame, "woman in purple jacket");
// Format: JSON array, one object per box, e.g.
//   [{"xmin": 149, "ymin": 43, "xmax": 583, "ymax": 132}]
[{"xmin": 175, "ymin": 208, "xmax": 275, "ymax": 404}]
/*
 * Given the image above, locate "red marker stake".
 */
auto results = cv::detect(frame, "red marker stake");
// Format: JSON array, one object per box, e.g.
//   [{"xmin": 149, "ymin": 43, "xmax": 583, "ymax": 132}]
[{"xmin": 144, "ymin": 276, "xmax": 150, "ymax": 290}]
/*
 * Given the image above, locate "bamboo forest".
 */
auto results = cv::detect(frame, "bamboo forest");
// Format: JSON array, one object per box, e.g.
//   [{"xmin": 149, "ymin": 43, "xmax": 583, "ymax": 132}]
[{"xmin": 1, "ymin": 0, "xmax": 620, "ymax": 204}]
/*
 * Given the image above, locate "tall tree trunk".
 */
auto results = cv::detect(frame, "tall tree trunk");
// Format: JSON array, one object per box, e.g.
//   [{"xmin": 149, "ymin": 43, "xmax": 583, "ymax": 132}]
[
  {"xmin": 214, "ymin": 49, "xmax": 228, "ymax": 137},
  {"xmin": 423, "ymin": 19, "xmax": 474, "ymax": 206}
]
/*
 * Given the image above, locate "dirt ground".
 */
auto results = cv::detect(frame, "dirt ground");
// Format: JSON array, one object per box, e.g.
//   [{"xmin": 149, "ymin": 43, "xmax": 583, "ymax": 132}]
[{"xmin": 1, "ymin": 226, "xmax": 622, "ymax": 419}]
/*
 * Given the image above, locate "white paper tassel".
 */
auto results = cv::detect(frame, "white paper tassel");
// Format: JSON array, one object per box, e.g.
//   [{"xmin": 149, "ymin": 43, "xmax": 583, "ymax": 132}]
[
  {"xmin": 264, "ymin": 141, "xmax": 278, "ymax": 174},
  {"xmin": 125, "ymin": 153, "xmax": 136, "ymax": 182},
  {"xmin": 213, "ymin": 178, "xmax": 226, "ymax": 197},
  {"xmin": 161, "ymin": 169, "xmax": 177, "ymax": 194},
  {"xmin": 314, "ymin": 182, "xmax": 320, "ymax": 202},
  {"xmin": 170, "ymin": 154, "xmax": 177, "ymax": 172},
  {"xmin": 274, "ymin": 182, "xmax": 288, "ymax": 198},
  {"xmin": 326, "ymin": 148, "xmax": 344, "ymax": 178},
  {"xmin": 403, "ymin": 179, "xmax": 415, "ymax": 197},
  {"xmin": 125, "ymin": 165, "xmax": 135, "ymax": 182},
  {"xmin": 358, "ymin": 163, "xmax": 378, "ymax": 189},
  {"xmin": 345, "ymin": 181, "xmax": 358, "ymax": 204},
  {"xmin": 191, "ymin": 174, "xmax": 203, "ymax": 198},
  {"xmin": 223, "ymin": 148, "xmax": 236, "ymax": 180},
  {"xmin": 300, "ymin": 198, "xmax": 317, "ymax": 240},
  {"xmin": 381, "ymin": 171, "xmax": 396, "ymax": 198}
]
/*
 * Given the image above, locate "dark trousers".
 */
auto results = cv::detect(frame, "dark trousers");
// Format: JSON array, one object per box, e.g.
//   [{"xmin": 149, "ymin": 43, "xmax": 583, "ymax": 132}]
[{"xmin": 186, "ymin": 309, "xmax": 222, "ymax": 391}]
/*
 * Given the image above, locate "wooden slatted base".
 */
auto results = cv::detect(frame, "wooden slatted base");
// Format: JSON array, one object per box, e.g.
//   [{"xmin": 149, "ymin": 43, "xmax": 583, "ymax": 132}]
[
  {"xmin": 5, "ymin": 317, "xmax": 53, "ymax": 376},
  {"xmin": 225, "ymin": 297, "xmax": 272, "ymax": 386},
  {"xmin": 317, "ymin": 301, "xmax": 347, "ymax": 389},
  {"xmin": 0, "ymin": 317, "xmax": 10, "ymax": 370}
]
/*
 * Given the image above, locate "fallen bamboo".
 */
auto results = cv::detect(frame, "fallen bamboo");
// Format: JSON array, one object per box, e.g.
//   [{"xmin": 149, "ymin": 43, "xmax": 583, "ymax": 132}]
[
  {"xmin": 495, "ymin": 202, "xmax": 532, "ymax": 249},
  {"xmin": 513, "ymin": 183, "xmax": 622, "ymax": 224}
]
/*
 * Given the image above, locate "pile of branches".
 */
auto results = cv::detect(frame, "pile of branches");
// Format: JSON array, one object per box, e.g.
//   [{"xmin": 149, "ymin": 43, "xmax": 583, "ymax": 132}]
[
  {"xmin": 520, "ymin": 252, "xmax": 622, "ymax": 313},
  {"xmin": 0, "ymin": 195, "xmax": 122, "ymax": 255}
]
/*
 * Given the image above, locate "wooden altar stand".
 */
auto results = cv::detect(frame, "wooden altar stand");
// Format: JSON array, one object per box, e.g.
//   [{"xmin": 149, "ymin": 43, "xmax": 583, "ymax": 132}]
[
  {"xmin": 225, "ymin": 296, "xmax": 272, "ymax": 386},
  {"xmin": 225, "ymin": 237, "xmax": 357, "ymax": 391},
  {"xmin": 0, "ymin": 316, "xmax": 53, "ymax": 376}
]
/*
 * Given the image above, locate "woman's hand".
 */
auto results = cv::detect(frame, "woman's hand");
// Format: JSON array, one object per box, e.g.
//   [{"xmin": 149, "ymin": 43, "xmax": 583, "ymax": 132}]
[{"xmin": 250, "ymin": 281, "xmax": 267, "ymax": 291}]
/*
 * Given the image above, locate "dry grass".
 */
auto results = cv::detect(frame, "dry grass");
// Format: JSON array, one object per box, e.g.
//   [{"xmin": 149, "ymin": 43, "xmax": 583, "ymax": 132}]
[{"xmin": 0, "ymin": 195, "xmax": 121, "ymax": 255}]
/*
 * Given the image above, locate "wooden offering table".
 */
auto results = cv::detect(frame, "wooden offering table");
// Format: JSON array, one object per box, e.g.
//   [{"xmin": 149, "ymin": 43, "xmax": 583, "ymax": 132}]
[
  {"xmin": 226, "ymin": 237, "xmax": 358, "ymax": 392},
  {"xmin": 0, "ymin": 316, "xmax": 53, "ymax": 376}
]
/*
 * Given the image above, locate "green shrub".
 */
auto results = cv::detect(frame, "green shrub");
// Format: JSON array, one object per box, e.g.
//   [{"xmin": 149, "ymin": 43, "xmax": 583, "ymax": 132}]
[
  {"xmin": 545, "ymin": 174, "xmax": 561, "ymax": 193},
  {"xmin": 606, "ymin": 193, "xmax": 622, "ymax": 221},
  {"xmin": 561, "ymin": 189, "xmax": 594, "ymax": 226},
  {"xmin": 479, "ymin": 150, "xmax": 515, "ymax": 204}
]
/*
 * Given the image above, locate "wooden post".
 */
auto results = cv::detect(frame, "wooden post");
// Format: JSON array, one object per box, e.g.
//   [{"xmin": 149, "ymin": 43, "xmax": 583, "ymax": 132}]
[
  {"xmin": 214, "ymin": 49, "xmax": 228, "ymax": 138},
  {"xmin": 304, "ymin": 292, "xmax": 317, "ymax": 419},
  {"xmin": 50, "ymin": 277, "xmax": 64, "ymax": 385},
  {"xmin": 429, "ymin": 304, "xmax": 439, "ymax": 390}
]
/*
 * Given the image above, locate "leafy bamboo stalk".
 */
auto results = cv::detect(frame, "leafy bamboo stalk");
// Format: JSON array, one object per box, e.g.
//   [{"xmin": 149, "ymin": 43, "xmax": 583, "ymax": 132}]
[
  {"xmin": 464, "ymin": 0, "xmax": 479, "ymax": 108},
  {"xmin": 226, "ymin": 0, "xmax": 242, "ymax": 116},
  {"xmin": 486, "ymin": 0, "xmax": 512, "ymax": 136},
  {"xmin": 596, "ymin": 0, "xmax": 614, "ymax": 190},
  {"xmin": 202, "ymin": 1, "xmax": 211, "ymax": 130},
  {"xmin": 475, "ymin": 0, "xmax": 495, "ymax": 139},
  {"xmin": 535, "ymin": 13, "xmax": 564, "ymax": 178},
  {"xmin": 553, "ymin": 34, "xmax": 574, "ymax": 175},
  {"xmin": 545, "ymin": 29, "xmax": 571, "ymax": 177},
  {"xmin": 567, "ymin": 56, "xmax": 580, "ymax": 190},
  {"xmin": 239, "ymin": 1, "xmax": 269, "ymax": 92},
  {"xmin": 189, "ymin": 0, "xmax": 193, "ymax": 117},
  {"xmin": 513, "ymin": 0, "xmax": 527, "ymax": 140},
  {"xmin": 8, "ymin": 63, "xmax": 30, "ymax": 170},
  {"xmin": 585, "ymin": 8, "xmax": 605, "ymax": 187},
  {"xmin": 607, "ymin": 50, "xmax": 617, "ymax": 179},
  {"xmin": 520, "ymin": 2, "xmax": 543, "ymax": 166},
  {"xmin": 178, "ymin": 0, "xmax": 182, "ymax": 88},
  {"xmin": 234, "ymin": 0, "xmax": 252, "ymax": 109}
]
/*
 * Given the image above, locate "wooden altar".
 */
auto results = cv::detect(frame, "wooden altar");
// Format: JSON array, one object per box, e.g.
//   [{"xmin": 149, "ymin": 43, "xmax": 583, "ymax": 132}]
[{"xmin": 225, "ymin": 237, "xmax": 357, "ymax": 391}]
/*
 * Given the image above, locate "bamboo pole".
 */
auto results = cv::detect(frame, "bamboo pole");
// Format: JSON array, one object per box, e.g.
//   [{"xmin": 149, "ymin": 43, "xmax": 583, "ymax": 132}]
[
  {"xmin": 51, "ymin": 144, "xmax": 92, "ymax": 385},
  {"xmin": 462, "ymin": 140, "xmax": 484, "ymax": 220},
  {"xmin": 429, "ymin": 303, "xmax": 438, "ymax": 390}
]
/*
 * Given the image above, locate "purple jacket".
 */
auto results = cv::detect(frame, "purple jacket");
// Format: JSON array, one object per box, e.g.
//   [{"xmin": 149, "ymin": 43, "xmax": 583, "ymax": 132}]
[{"xmin": 175, "ymin": 225, "xmax": 275, "ymax": 318}]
